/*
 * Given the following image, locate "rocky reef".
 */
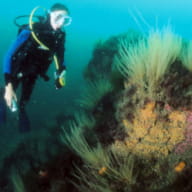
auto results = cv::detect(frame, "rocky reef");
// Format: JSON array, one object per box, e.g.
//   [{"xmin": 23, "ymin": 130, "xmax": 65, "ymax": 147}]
[
  {"xmin": 61, "ymin": 28, "xmax": 192, "ymax": 192},
  {"xmin": 3, "ymin": 28, "xmax": 192, "ymax": 192}
]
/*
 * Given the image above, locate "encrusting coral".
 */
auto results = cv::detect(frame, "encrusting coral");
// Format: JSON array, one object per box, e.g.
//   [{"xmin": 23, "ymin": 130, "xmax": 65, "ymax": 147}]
[
  {"xmin": 118, "ymin": 101, "xmax": 186, "ymax": 158},
  {"xmin": 175, "ymin": 112, "xmax": 192, "ymax": 154}
]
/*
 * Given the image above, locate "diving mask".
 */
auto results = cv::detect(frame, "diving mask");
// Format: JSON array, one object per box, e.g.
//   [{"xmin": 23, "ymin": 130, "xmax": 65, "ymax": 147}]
[{"xmin": 50, "ymin": 11, "xmax": 72, "ymax": 27}]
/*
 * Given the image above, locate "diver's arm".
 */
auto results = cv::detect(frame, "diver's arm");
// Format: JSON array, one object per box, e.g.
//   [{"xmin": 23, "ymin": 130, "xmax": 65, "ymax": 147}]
[
  {"xmin": 3, "ymin": 29, "xmax": 31, "ymax": 77},
  {"xmin": 54, "ymin": 32, "xmax": 67, "ymax": 89},
  {"xmin": 3, "ymin": 29, "xmax": 30, "ymax": 107},
  {"xmin": 55, "ymin": 31, "xmax": 66, "ymax": 72}
]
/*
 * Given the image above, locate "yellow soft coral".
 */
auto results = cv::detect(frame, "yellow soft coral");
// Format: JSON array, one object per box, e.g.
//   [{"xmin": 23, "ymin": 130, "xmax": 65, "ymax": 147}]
[
  {"xmin": 120, "ymin": 102, "xmax": 186, "ymax": 158},
  {"xmin": 98, "ymin": 167, "xmax": 107, "ymax": 175},
  {"xmin": 174, "ymin": 161, "xmax": 186, "ymax": 172},
  {"xmin": 168, "ymin": 111, "xmax": 186, "ymax": 127},
  {"xmin": 140, "ymin": 101, "xmax": 156, "ymax": 121}
]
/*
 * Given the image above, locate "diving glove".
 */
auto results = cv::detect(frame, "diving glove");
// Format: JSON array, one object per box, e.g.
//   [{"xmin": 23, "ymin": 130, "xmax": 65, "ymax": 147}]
[{"xmin": 54, "ymin": 70, "xmax": 66, "ymax": 89}]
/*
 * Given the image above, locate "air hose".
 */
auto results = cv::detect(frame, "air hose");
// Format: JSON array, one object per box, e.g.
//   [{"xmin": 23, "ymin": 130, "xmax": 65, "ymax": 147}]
[
  {"xmin": 29, "ymin": 6, "xmax": 65, "ymax": 88},
  {"xmin": 29, "ymin": 6, "xmax": 59, "ymax": 70}
]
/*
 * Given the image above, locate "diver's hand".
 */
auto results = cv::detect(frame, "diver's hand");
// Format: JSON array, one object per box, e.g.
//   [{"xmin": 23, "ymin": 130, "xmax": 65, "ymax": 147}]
[
  {"xmin": 4, "ymin": 83, "xmax": 17, "ymax": 108},
  {"xmin": 54, "ymin": 70, "xmax": 66, "ymax": 89}
]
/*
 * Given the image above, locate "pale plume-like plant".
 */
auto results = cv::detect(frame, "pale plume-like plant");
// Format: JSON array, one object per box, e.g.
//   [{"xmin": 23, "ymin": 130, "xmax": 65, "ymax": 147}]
[
  {"xmin": 61, "ymin": 112, "xmax": 137, "ymax": 191},
  {"xmin": 181, "ymin": 41, "xmax": 192, "ymax": 71},
  {"xmin": 71, "ymin": 145, "xmax": 136, "ymax": 192},
  {"xmin": 146, "ymin": 28, "xmax": 182, "ymax": 93},
  {"xmin": 61, "ymin": 119, "xmax": 110, "ymax": 168},
  {"xmin": 114, "ymin": 35, "xmax": 147, "ymax": 86},
  {"xmin": 73, "ymin": 166, "xmax": 113, "ymax": 192},
  {"xmin": 107, "ymin": 144, "xmax": 136, "ymax": 185},
  {"xmin": 77, "ymin": 78, "xmax": 113, "ymax": 110},
  {"xmin": 114, "ymin": 27, "xmax": 182, "ymax": 98},
  {"xmin": 73, "ymin": 111, "xmax": 96, "ymax": 130},
  {"xmin": 10, "ymin": 168, "xmax": 25, "ymax": 192}
]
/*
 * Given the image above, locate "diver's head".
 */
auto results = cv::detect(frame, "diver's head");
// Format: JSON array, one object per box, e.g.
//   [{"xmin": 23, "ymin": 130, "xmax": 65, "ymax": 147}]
[{"xmin": 49, "ymin": 3, "xmax": 72, "ymax": 30}]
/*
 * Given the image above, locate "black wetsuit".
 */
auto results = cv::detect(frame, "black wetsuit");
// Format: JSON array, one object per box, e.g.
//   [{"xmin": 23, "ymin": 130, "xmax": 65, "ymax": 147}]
[{"xmin": 4, "ymin": 18, "xmax": 66, "ymax": 110}]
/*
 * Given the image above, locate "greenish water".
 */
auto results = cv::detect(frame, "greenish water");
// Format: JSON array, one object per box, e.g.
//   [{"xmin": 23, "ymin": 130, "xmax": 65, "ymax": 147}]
[{"xmin": 1, "ymin": 0, "xmax": 192, "ymax": 190}]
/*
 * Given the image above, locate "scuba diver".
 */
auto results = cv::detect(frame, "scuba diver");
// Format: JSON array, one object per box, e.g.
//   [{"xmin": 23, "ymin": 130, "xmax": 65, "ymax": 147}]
[{"xmin": 2, "ymin": 3, "xmax": 72, "ymax": 132}]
